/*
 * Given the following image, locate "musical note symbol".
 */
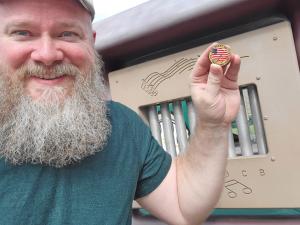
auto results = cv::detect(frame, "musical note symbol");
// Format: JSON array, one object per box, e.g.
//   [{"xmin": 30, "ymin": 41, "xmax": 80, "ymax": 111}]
[{"xmin": 224, "ymin": 179, "xmax": 252, "ymax": 198}]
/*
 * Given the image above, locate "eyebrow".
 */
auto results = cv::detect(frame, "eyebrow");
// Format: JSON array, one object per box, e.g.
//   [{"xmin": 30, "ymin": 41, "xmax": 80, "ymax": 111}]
[
  {"xmin": 4, "ymin": 21, "xmax": 36, "ymax": 33},
  {"xmin": 4, "ymin": 20, "xmax": 85, "ymax": 33},
  {"xmin": 55, "ymin": 22, "xmax": 86, "ymax": 36},
  {"xmin": 55, "ymin": 22, "xmax": 84, "ymax": 30}
]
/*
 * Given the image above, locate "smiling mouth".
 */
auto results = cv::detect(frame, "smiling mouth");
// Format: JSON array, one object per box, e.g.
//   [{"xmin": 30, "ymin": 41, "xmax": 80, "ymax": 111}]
[
  {"xmin": 33, "ymin": 74, "xmax": 66, "ymax": 80},
  {"xmin": 28, "ymin": 75, "xmax": 71, "ymax": 85}
]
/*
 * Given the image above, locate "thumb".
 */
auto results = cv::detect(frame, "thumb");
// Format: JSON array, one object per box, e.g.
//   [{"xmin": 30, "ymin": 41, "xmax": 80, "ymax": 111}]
[{"xmin": 206, "ymin": 64, "xmax": 223, "ymax": 97}]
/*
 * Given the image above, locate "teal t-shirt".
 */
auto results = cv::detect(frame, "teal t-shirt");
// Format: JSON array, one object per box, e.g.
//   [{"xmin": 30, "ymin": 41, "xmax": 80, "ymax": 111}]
[{"xmin": 0, "ymin": 101, "xmax": 172, "ymax": 225}]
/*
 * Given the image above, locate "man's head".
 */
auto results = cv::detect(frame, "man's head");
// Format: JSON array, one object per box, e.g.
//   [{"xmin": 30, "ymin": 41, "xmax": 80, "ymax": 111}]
[{"xmin": 0, "ymin": 0, "xmax": 111, "ymax": 167}]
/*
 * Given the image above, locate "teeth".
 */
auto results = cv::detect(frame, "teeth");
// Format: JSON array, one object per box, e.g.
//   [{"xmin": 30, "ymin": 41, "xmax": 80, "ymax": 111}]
[{"xmin": 35, "ymin": 74, "xmax": 64, "ymax": 80}]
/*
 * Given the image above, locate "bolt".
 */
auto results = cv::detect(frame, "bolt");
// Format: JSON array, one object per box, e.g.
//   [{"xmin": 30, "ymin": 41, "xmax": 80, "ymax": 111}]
[
  {"xmin": 263, "ymin": 116, "xmax": 268, "ymax": 120},
  {"xmin": 271, "ymin": 157, "xmax": 276, "ymax": 162},
  {"xmin": 273, "ymin": 36, "xmax": 278, "ymax": 41},
  {"xmin": 256, "ymin": 76, "xmax": 261, "ymax": 80}
]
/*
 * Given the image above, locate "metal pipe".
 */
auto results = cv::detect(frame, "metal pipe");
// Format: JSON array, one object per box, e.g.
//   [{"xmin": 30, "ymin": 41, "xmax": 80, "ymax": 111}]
[
  {"xmin": 228, "ymin": 127, "xmax": 236, "ymax": 158},
  {"xmin": 173, "ymin": 100, "xmax": 188, "ymax": 152},
  {"xmin": 161, "ymin": 103, "xmax": 177, "ymax": 156},
  {"xmin": 248, "ymin": 86, "xmax": 267, "ymax": 155},
  {"xmin": 148, "ymin": 105, "xmax": 162, "ymax": 145},
  {"xmin": 236, "ymin": 91, "xmax": 253, "ymax": 156},
  {"xmin": 187, "ymin": 100, "xmax": 196, "ymax": 134}
]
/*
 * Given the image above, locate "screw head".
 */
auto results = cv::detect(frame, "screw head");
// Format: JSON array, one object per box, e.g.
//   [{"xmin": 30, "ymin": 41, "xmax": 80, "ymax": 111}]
[{"xmin": 271, "ymin": 157, "xmax": 276, "ymax": 162}]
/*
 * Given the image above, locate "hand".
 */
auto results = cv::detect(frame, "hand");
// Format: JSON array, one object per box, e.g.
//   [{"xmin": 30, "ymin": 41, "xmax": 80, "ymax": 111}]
[{"xmin": 190, "ymin": 43, "xmax": 241, "ymax": 126}]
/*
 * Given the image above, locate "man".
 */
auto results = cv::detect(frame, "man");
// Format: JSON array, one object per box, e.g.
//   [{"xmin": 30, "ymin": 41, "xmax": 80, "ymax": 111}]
[{"xmin": 0, "ymin": 0, "xmax": 241, "ymax": 224}]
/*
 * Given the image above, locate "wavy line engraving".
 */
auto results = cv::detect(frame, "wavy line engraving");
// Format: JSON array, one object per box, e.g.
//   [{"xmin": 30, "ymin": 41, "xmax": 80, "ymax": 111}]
[{"xmin": 141, "ymin": 57, "xmax": 197, "ymax": 96}]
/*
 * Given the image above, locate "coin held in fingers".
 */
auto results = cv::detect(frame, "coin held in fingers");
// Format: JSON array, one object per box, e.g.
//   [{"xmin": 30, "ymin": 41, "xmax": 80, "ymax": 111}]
[{"xmin": 209, "ymin": 44, "xmax": 231, "ymax": 66}]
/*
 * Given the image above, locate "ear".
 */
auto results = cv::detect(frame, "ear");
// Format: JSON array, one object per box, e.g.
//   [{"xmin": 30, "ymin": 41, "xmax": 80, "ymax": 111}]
[{"xmin": 92, "ymin": 31, "xmax": 96, "ymax": 43}]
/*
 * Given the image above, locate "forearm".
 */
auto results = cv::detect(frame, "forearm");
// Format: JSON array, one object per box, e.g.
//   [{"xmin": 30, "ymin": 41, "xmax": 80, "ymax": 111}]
[{"xmin": 176, "ymin": 122, "xmax": 229, "ymax": 224}]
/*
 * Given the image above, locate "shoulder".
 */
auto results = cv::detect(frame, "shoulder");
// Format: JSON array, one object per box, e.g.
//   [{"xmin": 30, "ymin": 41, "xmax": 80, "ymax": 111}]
[
  {"xmin": 106, "ymin": 101, "xmax": 155, "ymax": 149},
  {"xmin": 107, "ymin": 101, "xmax": 137, "ymax": 117},
  {"xmin": 106, "ymin": 100, "xmax": 146, "ymax": 127}
]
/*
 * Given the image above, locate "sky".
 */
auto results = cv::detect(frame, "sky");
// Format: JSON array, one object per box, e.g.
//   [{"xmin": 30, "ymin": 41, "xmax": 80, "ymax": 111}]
[{"xmin": 93, "ymin": 0, "xmax": 150, "ymax": 22}]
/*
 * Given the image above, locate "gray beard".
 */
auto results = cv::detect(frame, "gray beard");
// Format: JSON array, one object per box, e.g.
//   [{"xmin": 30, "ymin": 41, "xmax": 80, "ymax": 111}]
[{"xmin": 0, "ymin": 53, "xmax": 111, "ymax": 168}]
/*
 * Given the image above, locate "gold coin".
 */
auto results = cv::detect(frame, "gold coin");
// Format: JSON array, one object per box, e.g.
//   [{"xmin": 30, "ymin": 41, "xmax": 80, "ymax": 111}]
[{"xmin": 209, "ymin": 44, "xmax": 231, "ymax": 66}]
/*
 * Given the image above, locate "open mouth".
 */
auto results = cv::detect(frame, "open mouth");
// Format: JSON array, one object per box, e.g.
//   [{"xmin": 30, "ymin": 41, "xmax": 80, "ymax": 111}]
[
  {"xmin": 33, "ymin": 74, "xmax": 66, "ymax": 80},
  {"xmin": 28, "ymin": 75, "xmax": 70, "ymax": 85}
]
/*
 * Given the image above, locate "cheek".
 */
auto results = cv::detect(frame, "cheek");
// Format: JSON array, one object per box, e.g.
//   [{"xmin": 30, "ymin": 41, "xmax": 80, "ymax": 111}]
[
  {"xmin": 65, "ymin": 44, "xmax": 95, "ymax": 71},
  {"xmin": 0, "ymin": 43, "xmax": 30, "ymax": 70}
]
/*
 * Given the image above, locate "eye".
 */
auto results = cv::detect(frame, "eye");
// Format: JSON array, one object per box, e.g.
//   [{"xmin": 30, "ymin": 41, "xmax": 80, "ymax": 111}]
[
  {"xmin": 60, "ymin": 31, "xmax": 79, "ymax": 38},
  {"xmin": 59, "ymin": 31, "xmax": 81, "ymax": 42},
  {"xmin": 9, "ymin": 30, "xmax": 32, "ymax": 40},
  {"xmin": 12, "ymin": 30, "xmax": 31, "ymax": 36},
  {"xmin": 61, "ymin": 31, "xmax": 74, "ymax": 36}
]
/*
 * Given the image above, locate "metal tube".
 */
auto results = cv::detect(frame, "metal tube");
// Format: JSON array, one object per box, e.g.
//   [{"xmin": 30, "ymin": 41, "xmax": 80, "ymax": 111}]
[
  {"xmin": 248, "ymin": 86, "xmax": 267, "ymax": 155},
  {"xmin": 236, "ymin": 91, "xmax": 253, "ymax": 156},
  {"xmin": 161, "ymin": 103, "xmax": 177, "ymax": 156},
  {"xmin": 173, "ymin": 100, "xmax": 188, "ymax": 152},
  {"xmin": 187, "ymin": 100, "xmax": 196, "ymax": 134},
  {"xmin": 148, "ymin": 105, "xmax": 162, "ymax": 145},
  {"xmin": 228, "ymin": 127, "xmax": 236, "ymax": 158}
]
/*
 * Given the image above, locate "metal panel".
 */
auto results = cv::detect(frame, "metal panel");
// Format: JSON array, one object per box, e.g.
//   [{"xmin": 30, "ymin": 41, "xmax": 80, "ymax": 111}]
[{"xmin": 109, "ymin": 21, "xmax": 300, "ymax": 208}]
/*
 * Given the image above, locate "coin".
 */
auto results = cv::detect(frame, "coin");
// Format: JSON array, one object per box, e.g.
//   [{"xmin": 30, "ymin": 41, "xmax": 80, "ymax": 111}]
[{"xmin": 209, "ymin": 44, "xmax": 231, "ymax": 66}]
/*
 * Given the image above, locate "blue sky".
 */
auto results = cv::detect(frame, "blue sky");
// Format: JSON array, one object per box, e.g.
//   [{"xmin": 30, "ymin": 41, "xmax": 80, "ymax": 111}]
[{"xmin": 93, "ymin": 0, "xmax": 150, "ymax": 22}]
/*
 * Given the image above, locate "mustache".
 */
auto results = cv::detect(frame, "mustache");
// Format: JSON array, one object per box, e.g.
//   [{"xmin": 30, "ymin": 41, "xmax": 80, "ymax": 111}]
[{"xmin": 14, "ymin": 62, "xmax": 82, "ymax": 79}]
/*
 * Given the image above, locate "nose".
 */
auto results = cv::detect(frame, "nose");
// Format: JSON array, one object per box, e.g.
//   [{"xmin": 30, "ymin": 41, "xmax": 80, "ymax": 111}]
[{"xmin": 31, "ymin": 36, "xmax": 64, "ymax": 66}]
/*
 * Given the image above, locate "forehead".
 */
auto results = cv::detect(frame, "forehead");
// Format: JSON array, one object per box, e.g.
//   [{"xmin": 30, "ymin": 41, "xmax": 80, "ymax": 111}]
[{"xmin": 0, "ymin": 0, "xmax": 91, "ymax": 26}]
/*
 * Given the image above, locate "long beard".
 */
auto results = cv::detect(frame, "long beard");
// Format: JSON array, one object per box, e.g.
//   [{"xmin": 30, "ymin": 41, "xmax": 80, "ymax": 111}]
[{"xmin": 0, "ymin": 53, "xmax": 111, "ymax": 168}]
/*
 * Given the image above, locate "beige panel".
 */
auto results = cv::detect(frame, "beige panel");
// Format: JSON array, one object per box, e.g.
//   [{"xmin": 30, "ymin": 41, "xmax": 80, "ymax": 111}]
[{"xmin": 109, "ymin": 21, "xmax": 300, "ymax": 208}]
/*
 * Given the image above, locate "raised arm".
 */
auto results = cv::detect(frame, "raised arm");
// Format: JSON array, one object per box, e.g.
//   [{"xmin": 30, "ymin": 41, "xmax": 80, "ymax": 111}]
[{"xmin": 137, "ymin": 43, "xmax": 241, "ymax": 225}]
